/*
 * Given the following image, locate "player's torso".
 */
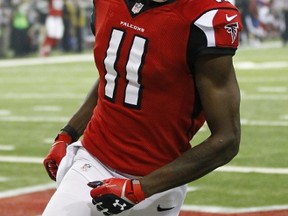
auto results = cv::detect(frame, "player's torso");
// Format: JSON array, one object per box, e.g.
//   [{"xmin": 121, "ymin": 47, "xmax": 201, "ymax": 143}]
[
  {"xmin": 84, "ymin": 0, "xmax": 239, "ymax": 175},
  {"xmin": 94, "ymin": 0, "xmax": 192, "ymax": 96},
  {"xmin": 93, "ymin": 0, "xmax": 208, "ymax": 115}
]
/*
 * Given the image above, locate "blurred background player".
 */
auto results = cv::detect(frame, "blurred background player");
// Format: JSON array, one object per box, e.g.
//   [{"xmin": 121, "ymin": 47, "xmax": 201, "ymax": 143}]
[{"xmin": 40, "ymin": 0, "xmax": 64, "ymax": 56}]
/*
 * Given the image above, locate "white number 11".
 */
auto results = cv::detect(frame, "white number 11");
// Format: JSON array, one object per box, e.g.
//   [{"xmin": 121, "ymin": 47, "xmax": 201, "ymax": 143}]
[{"xmin": 103, "ymin": 29, "xmax": 147, "ymax": 108}]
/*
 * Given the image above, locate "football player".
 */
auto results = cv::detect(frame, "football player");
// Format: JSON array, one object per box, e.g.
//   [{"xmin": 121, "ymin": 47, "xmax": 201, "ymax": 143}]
[
  {"xmin": 39, "ymin": 0, "xmax": 64, "ymax": 56},
  {"xmin": 43, "ymin": 0, "xmax": 242, "ymax": 215}
]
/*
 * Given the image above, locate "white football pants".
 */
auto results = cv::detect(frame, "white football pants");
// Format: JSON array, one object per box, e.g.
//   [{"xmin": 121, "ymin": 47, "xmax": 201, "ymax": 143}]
[
  {"xmin": 42, "ymin": 141, "xmax": 187, "ymax": 216},
  {"xmin": 45, "ymin": 16, "xmax": 64, "ymax": 39}
]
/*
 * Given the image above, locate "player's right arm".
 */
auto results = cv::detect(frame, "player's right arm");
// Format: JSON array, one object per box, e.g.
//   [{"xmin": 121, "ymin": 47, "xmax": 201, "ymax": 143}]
[
  {"xmin": 65, "ymin": 78, "xmax": 99, "ymax": 136},
  {"xmin": 43, "ymin": 79, "xmax": 100, "ymax": 180}
]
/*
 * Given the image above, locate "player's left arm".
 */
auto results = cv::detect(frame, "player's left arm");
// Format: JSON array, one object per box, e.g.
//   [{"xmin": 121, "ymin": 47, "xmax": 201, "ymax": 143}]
[
  {"xmin": 137, "ymin": 5, "xmax": 243, "ymax": 197},
  {"xmin": 138, "ymin": 54, "xmax": 241, "ymax": 197}
]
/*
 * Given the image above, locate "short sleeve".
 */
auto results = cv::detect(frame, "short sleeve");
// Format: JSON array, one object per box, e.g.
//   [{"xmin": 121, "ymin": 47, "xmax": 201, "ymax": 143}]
[{"xmin": 188, "ymin": 7, "xmax": 242, "ymax": 60}]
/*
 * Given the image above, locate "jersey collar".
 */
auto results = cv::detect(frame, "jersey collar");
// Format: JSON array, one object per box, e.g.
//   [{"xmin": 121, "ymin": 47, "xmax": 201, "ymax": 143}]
[{"xmin": 125, "ymin": 0, "xmax": 176, "ymax": 17}]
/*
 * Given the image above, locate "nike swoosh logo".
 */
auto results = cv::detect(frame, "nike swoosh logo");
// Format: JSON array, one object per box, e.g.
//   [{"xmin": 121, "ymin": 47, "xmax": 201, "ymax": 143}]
[
  {"xmin": 157, "ymin": 205, "xmax": 175, "ymax": 212},
  {"xmin": 226, "ymin": 14, "xmax": 237, "ymax": 22}
]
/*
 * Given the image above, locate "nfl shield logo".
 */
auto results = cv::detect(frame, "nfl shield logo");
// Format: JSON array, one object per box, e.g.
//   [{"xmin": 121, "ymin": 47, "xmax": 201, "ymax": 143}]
[{"xmin": 132, "ymin": 2, "xmax": 144, "ymax": 14}]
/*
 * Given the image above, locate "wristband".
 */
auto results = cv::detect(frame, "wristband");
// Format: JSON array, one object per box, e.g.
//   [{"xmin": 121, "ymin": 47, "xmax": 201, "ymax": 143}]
[
  {"xmin": 60, "ymin": 125, "xmax": 79, "ymax": 142},
  {"xmin": 131, "ymin": 180, "xmax": 146, "ymax": 203},
  {"xmin": 54, "ymin": 132, "xmax": 72, "ymax": 144}
]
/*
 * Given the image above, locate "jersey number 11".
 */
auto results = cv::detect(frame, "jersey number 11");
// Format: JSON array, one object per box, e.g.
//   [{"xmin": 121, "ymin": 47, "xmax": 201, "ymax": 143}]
[{"xmin": 103, "ymin": 29, "xmax": 148, "ymax": 109}]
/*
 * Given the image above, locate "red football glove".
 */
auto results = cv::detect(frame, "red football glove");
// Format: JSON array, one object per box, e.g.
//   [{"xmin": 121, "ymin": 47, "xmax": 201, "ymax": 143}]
[
  {"xmin": 43, "ymin": 133, "xmax": 72, "ymax": 181},
  {"xmin": 88, "ymin": 178, "xmax": 145, "ymax": 215}
]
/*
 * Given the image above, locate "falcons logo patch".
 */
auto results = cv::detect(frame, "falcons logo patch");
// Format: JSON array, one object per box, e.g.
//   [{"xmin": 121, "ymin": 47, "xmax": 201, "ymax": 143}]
[{"xmin": 225, "ymin": 22, "xmax": 239, "ymax": 44}]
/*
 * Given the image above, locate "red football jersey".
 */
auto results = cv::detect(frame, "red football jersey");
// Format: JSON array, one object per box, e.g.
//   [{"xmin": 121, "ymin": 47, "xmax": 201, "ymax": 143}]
[{"xmin": 82, "ymin": 0, "xmax": 242, "ymax": 176}]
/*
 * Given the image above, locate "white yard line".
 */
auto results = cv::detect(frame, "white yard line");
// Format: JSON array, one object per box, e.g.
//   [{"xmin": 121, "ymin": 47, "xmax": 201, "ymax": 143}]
[
  {"xmin": 0, "ymin": 155, "xmax": 43, "ymax": 163},
  {"xmin": 0, "ymin": 54, "xmax": 93, "ymax": 68},
  {"xmin": 0, "ymin": 183, "xmax": 55, "ymax": 198},
  {"xmin": 235, "ymin": 61, "xmax": 288, "ymax": 70},
  {"xmin": 257, "ymin": 87, "xmax": 287, "ymax": 93},
  {"xmin": 241, "ymin": 94, "xmax": 288, "ymax": 100},
  {"xmin": 0, "ymin": 93, "xmax": 84, "ymax": 99},
  {"xmin": 0, "ymin": 110, "xmax": 11, "ymax": 115},
  {"xmin": 240, "ymin": 119, "xmax": 288, "ymax": 127},
  {"xmin": 32, "ymin": 105, "xmax": 62, "ymax": 112},
  {"xmin": 0, "ymin": 145, "xmax": 15, "ymax": 151},
  {"xmin": 238, "ymin": 77, "xmax": 288, "ymax": 83},
  {"xmin": 216, "ymin": 166, "xmax": 288, "ymax": 175},
  {"xmin": 0, "ymin": 116, "xmax": 69, "ymax": 122},
  {"xmin": 0, "ymin": 177, "xmax": 9, "ymax": 182}
]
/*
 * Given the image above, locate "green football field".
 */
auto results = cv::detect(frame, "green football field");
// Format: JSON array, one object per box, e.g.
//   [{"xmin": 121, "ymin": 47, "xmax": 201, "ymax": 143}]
[{"xmin": 0, "ymin": 42, "xmax": 287, "ymax": 210}]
